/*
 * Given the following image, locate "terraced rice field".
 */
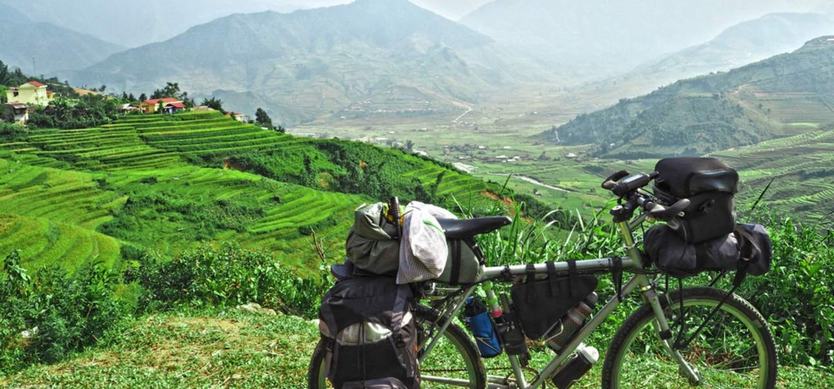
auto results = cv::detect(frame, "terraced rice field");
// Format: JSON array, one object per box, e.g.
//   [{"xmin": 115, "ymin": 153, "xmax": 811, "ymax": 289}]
[
  {"xmin": 713, "ymin": 129, "xmax": 834, "ymax": 224},
  {"xmin": 0, "ymin": 111, "xmax": 493, "ymax": 270}
]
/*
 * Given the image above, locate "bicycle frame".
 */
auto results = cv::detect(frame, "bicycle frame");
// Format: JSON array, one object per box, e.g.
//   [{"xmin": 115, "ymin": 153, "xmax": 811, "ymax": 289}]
[{"xmin": 419, "ymin": 217, "xmax": 701, "ymax": 388}]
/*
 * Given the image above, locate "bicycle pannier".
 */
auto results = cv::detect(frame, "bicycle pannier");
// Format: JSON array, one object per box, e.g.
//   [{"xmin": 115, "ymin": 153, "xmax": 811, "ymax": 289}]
[
  {"xmin": 436, "ymin": 238, "xmax": 482, "ymax": 285},
  {"xmin": 346, "ymin": 203, "xmax": 401, "ymax": 276},
  {"xmin": 318, "ymin": 276, "xmax": 419, "ymax": 389},
  {"xmin": 510, "ymin": 262, "xmax": 598, "ymax": 340},
  {"xmin": 653, "ymin": 157, "xmax": 739, "ymax": 243},
  {"xmin": 644, "ymin": 223, "xmax": 772, "ymax": 278},
  {"xmin": 346, "ymin": 202, "xmax": 482, "ymax": 284}
]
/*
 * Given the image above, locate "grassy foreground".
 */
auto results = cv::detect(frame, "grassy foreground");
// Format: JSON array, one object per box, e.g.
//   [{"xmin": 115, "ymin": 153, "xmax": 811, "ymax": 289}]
[{"xmin": 2, "ymin": 309, "xmax": 831, "ymax": 388}]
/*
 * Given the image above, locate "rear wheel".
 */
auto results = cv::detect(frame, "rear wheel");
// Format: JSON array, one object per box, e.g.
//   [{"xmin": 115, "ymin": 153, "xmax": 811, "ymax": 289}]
[
  {"xmin": 307, "ymin": 305, "xmax": 487, "ymax": 388},
  {"xmin": 602, "ymin": 287, "xmax": 777, "ymax": 388}
]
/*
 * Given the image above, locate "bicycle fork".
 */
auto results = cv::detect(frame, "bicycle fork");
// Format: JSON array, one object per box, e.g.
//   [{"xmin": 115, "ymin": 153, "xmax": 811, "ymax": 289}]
[{"xmin": 641, "ymin": 281, "xmax": 702, "ymax": 384}]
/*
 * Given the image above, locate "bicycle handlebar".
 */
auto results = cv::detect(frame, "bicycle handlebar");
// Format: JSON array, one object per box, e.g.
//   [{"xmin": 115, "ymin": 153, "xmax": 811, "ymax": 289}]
[{"xmin": 602, "ymin": 171, "xmax": 689, "ymax": 221}]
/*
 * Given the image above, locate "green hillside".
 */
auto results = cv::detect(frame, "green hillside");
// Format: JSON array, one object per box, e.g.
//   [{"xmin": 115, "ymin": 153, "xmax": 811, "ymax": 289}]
[
  {"xmin": 544, "ymin": 36, "xmax": 834, "ymax": 158},
  {"xmin": 0, "ymin": 110, "xmax": 501, "ymax": 271},
  {"xmin": 713, "ymin": 127, "xmax": 834, "ymax": 224}
]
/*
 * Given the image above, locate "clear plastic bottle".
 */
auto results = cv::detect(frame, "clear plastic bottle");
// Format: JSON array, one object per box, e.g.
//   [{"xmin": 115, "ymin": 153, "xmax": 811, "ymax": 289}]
[{"xmin": 546, "ymin": 292, "xmax": 598, "ymax": 353}]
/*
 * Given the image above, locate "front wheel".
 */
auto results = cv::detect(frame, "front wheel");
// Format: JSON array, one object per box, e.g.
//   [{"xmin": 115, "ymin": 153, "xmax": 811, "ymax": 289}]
[
  {"xmin": 602, "ymin": 287, "xmax": 777, "ymax": 388},
  {"xmin": 308, "ymin": 305, "xmax": 487, "ymax": 388}
]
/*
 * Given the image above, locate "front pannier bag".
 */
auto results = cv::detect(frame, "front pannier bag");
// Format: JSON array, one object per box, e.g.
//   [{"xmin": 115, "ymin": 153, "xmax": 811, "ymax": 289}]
[
  {"xmin": 645, "ymin": 223, "xmax": 772, "ymax": 278},
  {"xmin": 510, "ymin": 262, "xmax": 598, "ymax": 340},
  {"xmin": 653, "ymin": 157, "xmax": 739, "ymax": 243}
]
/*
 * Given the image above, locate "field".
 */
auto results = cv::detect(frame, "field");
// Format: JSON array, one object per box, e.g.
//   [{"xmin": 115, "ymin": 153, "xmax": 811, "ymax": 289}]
[
  {"xmin": 3, "ymin": 308, "xmax": 832, "ymax": 388},
  {"xmin": 0, "ymin": 111, "xmax": 500, "ymax": 271}
]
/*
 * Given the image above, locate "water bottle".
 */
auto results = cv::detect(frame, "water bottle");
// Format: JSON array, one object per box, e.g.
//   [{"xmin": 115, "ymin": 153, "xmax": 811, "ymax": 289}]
[
  {"xmin": 546, "ymin": 292, "xmax": 598, "ymax": 353},
  {"xmin": 463, "ymin": 297, "xmax": 502, "ymax": 358},
  {"xmin": 551, "ymin": 344, "xmax": 599, "ymax": 389}
]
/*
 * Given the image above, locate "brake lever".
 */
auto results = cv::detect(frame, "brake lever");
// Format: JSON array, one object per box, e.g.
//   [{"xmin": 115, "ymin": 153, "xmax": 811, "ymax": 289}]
[
  {"xmin": 601, "ymin": 170, "xmax": 629, "ymax": 190},
  {"xmin": 648, "ymin": 198, "xmax": 691, "ymax": 219}
]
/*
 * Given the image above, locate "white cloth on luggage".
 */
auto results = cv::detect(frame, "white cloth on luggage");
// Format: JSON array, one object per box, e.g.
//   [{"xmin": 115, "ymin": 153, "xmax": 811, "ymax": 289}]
[{"xmin": 396, "ymin": 201, "xmax": 456, "ymax": 284}]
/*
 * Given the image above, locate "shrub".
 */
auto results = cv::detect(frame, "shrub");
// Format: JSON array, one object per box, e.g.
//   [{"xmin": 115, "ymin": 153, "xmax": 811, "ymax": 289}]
[
  {"xmin": 131, "ymin": 244, "xmax": 331, "ymax": 318},
  {"xmin": 0, "ymin": 252, "xmax": 128, "ymax": 372}
]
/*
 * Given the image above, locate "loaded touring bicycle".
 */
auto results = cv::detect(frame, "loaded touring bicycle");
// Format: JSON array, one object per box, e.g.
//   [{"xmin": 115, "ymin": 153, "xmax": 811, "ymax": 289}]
[{"xmin": 309, "ymin": 157, "xmax": 776, "ymax": 388}]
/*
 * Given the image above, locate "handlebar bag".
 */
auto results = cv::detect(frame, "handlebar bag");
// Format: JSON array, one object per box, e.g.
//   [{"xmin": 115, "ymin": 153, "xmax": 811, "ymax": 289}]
[
  {"xmin": 510, "ymin": 263, "xmax": 597, "ymax": 340},
  {"xmin": 644, "ymin": 223, "xmax": 771, "ymax": 278},
  {"xmin": 653, "ymin": 157, "xmax": 739, "ymax": 243}
]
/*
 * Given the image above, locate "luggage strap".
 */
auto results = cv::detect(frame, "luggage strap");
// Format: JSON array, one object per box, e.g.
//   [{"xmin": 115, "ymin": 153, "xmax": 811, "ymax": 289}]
[
  {"xmin": 525, "ymin": 264, "xmax": 536, "ymax": 303},
  {"xmin": 611, "ymin": 256, "xmax": 624, "ymax": 302},
  {"xmin": 567, "ymin": 260, "xmax": 577, "ymax": 297},
  {"xmin": 546, "ymin": 261, "xmax": 557, "ymax": 296},
  {"xmin": 449, "ymin": 240, "xmax": 462, "ymax": 285}
]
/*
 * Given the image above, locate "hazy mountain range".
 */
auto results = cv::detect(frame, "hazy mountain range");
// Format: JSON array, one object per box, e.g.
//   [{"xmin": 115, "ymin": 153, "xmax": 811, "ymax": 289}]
[
  {"xmin": 0, "ymin": 0, "xmax": 490, "ymax": 48},
  {"xmin": 3, "ymin": 0, "xmax": 833, "ymax": 126},
  {"xmin": 0, "ymin": 3, "xmax": 123, "ymax": 74},
  {"xmin": 544, "ymin": 36, "xmax": 834, "ymax": 158},
  {"xmin": 67, "ymin": 0, "xmax": 531, "ymax": 123},
  {"xmin": 582, "ymin": 12, "xmax": 834, "ymax": 104},
  {"xmin": 461, "ymin": 0, "xmax": 831, "ymax": 81}
]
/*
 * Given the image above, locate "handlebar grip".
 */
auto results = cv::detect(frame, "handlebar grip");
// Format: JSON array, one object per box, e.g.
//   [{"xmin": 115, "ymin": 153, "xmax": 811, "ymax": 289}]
[
  {"xmin": 612, "ymin": 173, "xmax": 651, "ymax": 197},
  {"xmin": 601, "ymin": 170, "xmax": 629, "ymax": 189}
]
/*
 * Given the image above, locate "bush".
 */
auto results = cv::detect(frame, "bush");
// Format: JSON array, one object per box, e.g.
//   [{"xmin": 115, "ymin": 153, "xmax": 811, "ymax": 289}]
[
  {"xmin": 130, "ymin": 244, "xmax": 331, "ymax": 318},
  {"xmin": 0, "ymin": 252, "xmax": 128, "ymax": 372},
  {"xmin": 739, "ymin": 219, "xmax": 834, "ymax": 366},
  {"xmin": 28, "ymin": 95, "xmax": 121, "ymax": 129}
]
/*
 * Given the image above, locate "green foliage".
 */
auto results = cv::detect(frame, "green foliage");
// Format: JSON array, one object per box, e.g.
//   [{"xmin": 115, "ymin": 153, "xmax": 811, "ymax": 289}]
[
  {"xmin": 28, "ymin": 95, "xmax": 121, "ymax": 129},
  {"xmin": 100, "ymin": 188, "xmax": 266, "ymax": 244},
  {"xmin": 201, "ymin": 97, "xmax": 225, "ymax": 114},
  {"xmin": 254, "ymin": 107, "xmax": 274, "ymax": 130},
  {"xmin": 128, "ymin": 244, "xmax": 331, "ymax": 318},
  {"xmin": 0, "ymin": 251, "xmax": 128, "ymax": 373},
  {"xmin": 738, "ymin": 219, "xmax": 834, "ymax": 366},
  {"xmin": 0, "ymin": 122, "xmax": 27, "ymax": 140},
  {"xmin": 150, "ymin": 82, "xmax": 193, "ymax": 107}
]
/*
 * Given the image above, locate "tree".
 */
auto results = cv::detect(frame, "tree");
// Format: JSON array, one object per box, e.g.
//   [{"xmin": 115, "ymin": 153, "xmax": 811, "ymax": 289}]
[
  {"xmin": 201, "ymin": 97, "xmax": 225, "ymax": 114},
  {"xmin": 151, "ymin": 82, "xmax": 181, "ymax": 99},
  {"xmin": 138, "ymin": 93, "xmax": 147, "ymax": 102},
  {"xmin": 255, "ymin": 108, "xmax": 274, "ymax": 130}
]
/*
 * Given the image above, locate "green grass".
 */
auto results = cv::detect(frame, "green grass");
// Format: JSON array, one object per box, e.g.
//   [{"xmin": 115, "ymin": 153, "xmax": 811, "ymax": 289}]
[{"xmin": 2, "ymin": 309, "xmax": 831, "ymax": 388}]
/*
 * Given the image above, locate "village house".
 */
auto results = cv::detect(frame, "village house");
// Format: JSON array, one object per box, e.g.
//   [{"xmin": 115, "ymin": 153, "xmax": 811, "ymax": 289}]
[
  {"xmin": 139, "ymin": 97, "xmax": 185, "ymax": 114},
  {"xmin": 2, "ymin": 103, "xmax": 29, "ymax": 125},
  {"xmin": 230, "ymin": 112, "xmax": 248, "ymax": 122},
  {"xmin": 6, "ymin": 81, "xmax": 53, "ymax": 107}
]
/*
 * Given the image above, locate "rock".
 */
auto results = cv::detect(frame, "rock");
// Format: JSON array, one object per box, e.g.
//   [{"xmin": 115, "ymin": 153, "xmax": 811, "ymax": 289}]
[{"xmin": 236, "ymin": 303, "xmax": 277, "ymax": 316}]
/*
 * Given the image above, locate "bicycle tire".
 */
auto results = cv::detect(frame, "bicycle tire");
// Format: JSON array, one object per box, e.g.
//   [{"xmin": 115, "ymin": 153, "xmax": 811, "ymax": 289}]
[
  {"xmin": 601, "ymin": 287, "xmax": 777, "ymax": 389},
  {"xmin": 307, "ymin": 306, "xmax": 487, "ymax": 388}
]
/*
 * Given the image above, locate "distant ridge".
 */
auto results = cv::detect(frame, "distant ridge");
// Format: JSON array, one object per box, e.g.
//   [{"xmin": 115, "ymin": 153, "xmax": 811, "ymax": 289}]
[
  {"xmin": 543, "ymin": 36, "xmax": 834, "ymax": 158},
  {"xmin": 0, "ymin": 3, "xmax": 124, "ymax": 74}
]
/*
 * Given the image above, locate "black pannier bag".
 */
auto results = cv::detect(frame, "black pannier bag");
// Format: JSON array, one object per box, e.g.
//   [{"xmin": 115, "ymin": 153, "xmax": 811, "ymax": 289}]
[
  {"xmin": 653, "ymin": 157, "xmax": 739, "ymax": 243},
  {"xmin": 510, "ymin": 262, "xmax": 598, "ymax": 340},
  {"xmin": 318, "ymin": 276, "xmax": 419, "ymax": 389},
  {"xmin": 644, "ymin": 223, "xmax": 772, "ymax": 278}
]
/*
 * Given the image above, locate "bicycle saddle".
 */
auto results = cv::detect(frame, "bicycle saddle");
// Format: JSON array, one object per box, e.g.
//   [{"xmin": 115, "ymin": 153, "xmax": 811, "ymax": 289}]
[{"xmin": 437, "ymin": 216, "xmax": 512, "ymax": 240}]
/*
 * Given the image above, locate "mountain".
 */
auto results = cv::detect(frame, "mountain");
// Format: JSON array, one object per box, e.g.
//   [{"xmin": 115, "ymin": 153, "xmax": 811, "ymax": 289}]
[
  {"xmin": 0, "ymin": 3, "xmax": 124, "ymax": 74},
  {"xmin": 543, "ymin": 36, "xmax": 834, "ymax": 158},
  {"xmin": 462, "ymin": 0, "xmax": 829, "ymax": 82},
  {"xmin": 586, "ymin": 13, "xmax": 834, "ymax": 101},
  {"xmin": 0, "ymin": 0, "xmax": 351, "ymax": 48},
  {"xmin": 69, "ymin": 0, "xmax": 532, "ymax": 124}
]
